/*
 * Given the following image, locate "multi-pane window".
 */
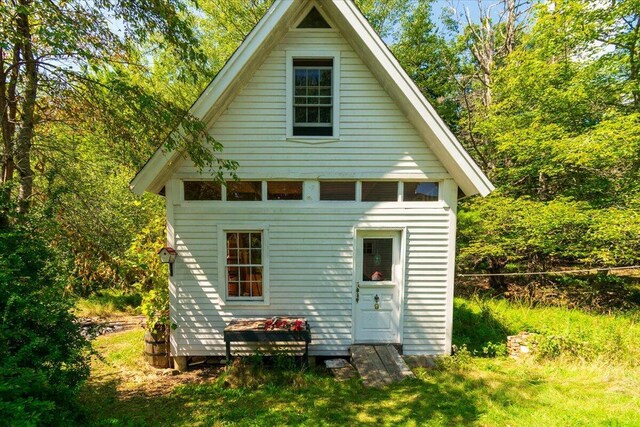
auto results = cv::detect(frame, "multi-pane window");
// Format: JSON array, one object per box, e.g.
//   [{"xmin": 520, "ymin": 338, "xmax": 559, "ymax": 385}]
[
  {"xmin": 226, "ymin": 232, "xmax": 263, "ymax": 299},
  {"xmin": 293, "ymin": 58, "xmax": 333, "ymax": 136}
]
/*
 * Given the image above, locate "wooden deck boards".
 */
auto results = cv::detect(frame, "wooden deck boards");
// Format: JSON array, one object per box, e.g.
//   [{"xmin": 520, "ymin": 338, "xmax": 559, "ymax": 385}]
[{"xmin": 350, "ymin": 344, "xmax": 415, "ymax": 387}]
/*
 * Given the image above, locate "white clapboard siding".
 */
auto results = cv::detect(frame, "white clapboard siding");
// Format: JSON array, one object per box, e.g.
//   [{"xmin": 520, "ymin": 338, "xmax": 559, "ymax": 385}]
[
  {"xmin": 170, "ymin": 203, "xmax": 452, "ymax": 356},
  {"xmin": 174, "ymin": 29, "xmax": 448, "ymax": 180},
  {"xmin": 168, "ymin": 28, "xmax": 456, "ymax": 356}
]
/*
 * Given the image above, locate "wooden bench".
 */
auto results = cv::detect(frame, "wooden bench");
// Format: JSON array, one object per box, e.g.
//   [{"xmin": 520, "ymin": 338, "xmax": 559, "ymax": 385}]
[{"xmin": 223, "ymin": 318, "xmax": 312, "ymax": 366}]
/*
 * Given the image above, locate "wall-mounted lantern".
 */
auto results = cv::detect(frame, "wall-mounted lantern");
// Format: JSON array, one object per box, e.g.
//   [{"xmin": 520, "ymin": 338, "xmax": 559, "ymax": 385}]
[{"xmin": 157, "ymin": 247, "xmax": 177, "ymax": 277}]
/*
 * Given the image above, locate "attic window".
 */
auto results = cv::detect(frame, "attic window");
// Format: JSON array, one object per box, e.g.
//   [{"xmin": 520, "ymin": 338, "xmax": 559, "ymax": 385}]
[
  {"xmin": 293, "ymin": 58, "xmax": 333, "ymax": 136},
  {"xmin": 298, "ymin": 7, "xmax": 331, "ymax": 29}
]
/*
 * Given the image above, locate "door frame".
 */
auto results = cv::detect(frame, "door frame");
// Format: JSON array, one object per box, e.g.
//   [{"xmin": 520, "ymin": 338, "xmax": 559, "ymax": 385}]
[{"xmin": 351, "ymin": 226, "xmax": 407, "ymax": 344}]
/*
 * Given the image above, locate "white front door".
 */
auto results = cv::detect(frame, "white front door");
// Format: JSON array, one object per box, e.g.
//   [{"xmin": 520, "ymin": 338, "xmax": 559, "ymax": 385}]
[{"xmin": 353, "ymin": 230, "xmax": 402, "ymax": 343}]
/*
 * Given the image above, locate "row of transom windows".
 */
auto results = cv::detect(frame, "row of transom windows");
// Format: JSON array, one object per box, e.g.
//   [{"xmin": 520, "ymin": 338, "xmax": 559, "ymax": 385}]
[{"xmin": 183, "ymin": 180, "xmax": 440, "ymax": 202}]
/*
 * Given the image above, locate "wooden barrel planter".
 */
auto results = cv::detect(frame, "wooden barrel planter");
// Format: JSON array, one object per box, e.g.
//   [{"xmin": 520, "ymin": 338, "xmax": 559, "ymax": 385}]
[{"xmin": 144, "ymin": 328, "xmax": 171, "ymax": 369}]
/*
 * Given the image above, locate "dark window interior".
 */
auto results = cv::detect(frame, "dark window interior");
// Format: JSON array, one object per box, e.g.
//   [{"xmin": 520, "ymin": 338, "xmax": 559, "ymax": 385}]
[
  {"xmin": 404, "ymin": 182, "xmax": 439, "ymax": 201},
  {"xmin": 226, "ymin": 232, "xmax": 263, "ymax": 299},
  {"xmin": 227, "ymin": 181, "xmax": 262, "ymax": 201},
  {"xmin": 297, "ymin": 7, "xmax": 332, "ymax": 29},
  {"xmin": 184, "ymin": 181, "xmax": 222, "ymax": 200},
  {"xmin": 320, "ymin": 181, "xmax": 356, "ymax": 201},
  {"xmin": 362, "ymin": 238, "xmax": 393, "ymax": 282},
  {"xmin": 267, "ymin": 181, "xmax": 303, "ymax": 200},
  {"xmin": 293, "ymin": 58, "xmax": 333, "ymax": 137},
  {"xmin": 362, "ymin": 182, "xmax": 398, "ymax": 202}
]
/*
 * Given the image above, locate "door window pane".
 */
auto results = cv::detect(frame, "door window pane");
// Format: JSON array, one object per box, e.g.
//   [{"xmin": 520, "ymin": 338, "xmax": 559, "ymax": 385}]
[
  {"xmin": 184, "ymin": 181, "xmax": 222, "ymax": 200},
  {"xmin": 320, "ymin": 181, "xmax": 356, "ymax": 201},
  {"xmin": 404, "ymin": 182, "xmax": 439, "ymax": 201},
  {"xmin": 362, "ymin": 182, "xmax": 398, "ymax": 202},
  {"xmin": 267, "ymin": 181, "xmax": 303, "ymax": 200},
  {"xmin": 362, "ymin": 238, "xmax": 393, "ymax": 282},
  {"xmin": 227, "ymin": 181, "xmax": 262, "ymax": 201}
]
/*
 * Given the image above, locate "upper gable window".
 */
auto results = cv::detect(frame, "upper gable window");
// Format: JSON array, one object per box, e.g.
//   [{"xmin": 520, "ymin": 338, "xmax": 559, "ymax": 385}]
[
  {"xmin": 293, "ymin": 58, "xmax": 333, "ymax": 137},
  {"xmin": 297, "ymin": 7, "xmax": 332, "ymax": 29}
]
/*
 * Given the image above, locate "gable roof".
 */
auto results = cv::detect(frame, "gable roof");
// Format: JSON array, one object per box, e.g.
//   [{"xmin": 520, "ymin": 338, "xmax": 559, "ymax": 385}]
[{"xmin": 130, "ymin": 0, "xmax": 493, "ymax": 197}]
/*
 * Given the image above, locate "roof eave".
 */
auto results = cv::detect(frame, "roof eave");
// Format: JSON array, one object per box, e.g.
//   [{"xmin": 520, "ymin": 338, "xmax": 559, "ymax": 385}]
[
  {"xmin": 324, "ymin": 0, "xmax": 493, "ymax": 197},
  {"xmin": 129, "ymin": 0, "xmax": 300, "ymax": 195}
]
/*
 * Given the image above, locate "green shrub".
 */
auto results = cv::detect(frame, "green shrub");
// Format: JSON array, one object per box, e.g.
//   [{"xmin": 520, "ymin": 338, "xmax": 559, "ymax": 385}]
[{"xmin": 0, "ymin": 228, "xmax": 91, "ymax": 426}]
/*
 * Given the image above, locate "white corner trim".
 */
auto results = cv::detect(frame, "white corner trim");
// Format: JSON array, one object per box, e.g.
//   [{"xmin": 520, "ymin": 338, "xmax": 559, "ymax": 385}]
[{"xmin": 442, "ymin": 179, "xmax": 458, "ymax": 354}]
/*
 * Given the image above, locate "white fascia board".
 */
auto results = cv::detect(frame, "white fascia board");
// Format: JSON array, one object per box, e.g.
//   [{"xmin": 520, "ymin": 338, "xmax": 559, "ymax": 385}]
[
  {"xmin": 190, "ymin": 0, "xmax": 296, "ymax": 123},
  {"xmin": 130, "ymin": 0, "xmax": 298, "ymax": 195},
  {"xmin": 129, "ymin": 147, "xmax": 173, "ymax": 195},
  {"xmin": 326, "ymin": 0, "xmax": 494, "ymax": 197}
]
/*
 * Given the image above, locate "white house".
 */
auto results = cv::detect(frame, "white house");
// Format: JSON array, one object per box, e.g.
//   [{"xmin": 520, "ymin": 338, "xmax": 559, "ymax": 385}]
[{"xmin": 130, "ymin": 0, "xmax": 493, "ymax": 361}]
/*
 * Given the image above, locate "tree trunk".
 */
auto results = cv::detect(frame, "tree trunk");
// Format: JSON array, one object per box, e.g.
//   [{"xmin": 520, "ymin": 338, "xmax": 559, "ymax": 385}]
[
  {"xmin": 14, "ymin": 0, "xmax": 37, "ymax": 214},
  {"xmin": 488, "ymin": 257, "xmax": 508, "ymax": 294},
  {"xmin": 0, "ymin": 45, "xmax": 19, "ymax": 186}
]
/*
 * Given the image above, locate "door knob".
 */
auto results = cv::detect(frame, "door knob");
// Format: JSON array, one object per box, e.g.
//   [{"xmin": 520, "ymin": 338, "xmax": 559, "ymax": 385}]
[{"xmin": 374, "ymin": 294, "xmax": 380, "ymax": 310}]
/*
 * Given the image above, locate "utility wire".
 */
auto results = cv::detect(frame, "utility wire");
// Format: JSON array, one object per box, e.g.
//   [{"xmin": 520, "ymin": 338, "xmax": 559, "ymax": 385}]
[{"xmin": 457, "ymin": 265, "xmax": 640, "ymax": 277}]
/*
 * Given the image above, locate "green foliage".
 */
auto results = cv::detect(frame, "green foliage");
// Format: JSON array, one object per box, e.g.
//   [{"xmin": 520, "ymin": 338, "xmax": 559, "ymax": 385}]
[
  {"xmin": 386, "ymin": 0, "xmax": 640, "ymax": 292},
  {"xmin": 453, "ymin": 298, "xmax": 640, "ymax": 365},
  {"xmin": 393, "ymin": 0, "xmax": 461, "ymax": 129},
  {"xmin": 458, "ymin": 193, "xmax": 640, "ymax": 289},
  {"xmin": 141, "ymin": 287, "xmax": 170, "ymax": 333},
  {"xmin": 0, "ymin": 226, "xmax": 91, "ymax": 426},
  {"xmin": 453, "ymin": 298, "xmax": 511, "ymax": 355}
]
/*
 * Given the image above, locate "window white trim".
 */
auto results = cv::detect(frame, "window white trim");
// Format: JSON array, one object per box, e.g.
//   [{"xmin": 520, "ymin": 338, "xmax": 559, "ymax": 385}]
[
  {"xmin": 218, "ymin": 224, "xmax": 270, "ymax": 306},
  {"xmin": 286, "ymin": 49, "xmax": 341, "ymax": 142}
]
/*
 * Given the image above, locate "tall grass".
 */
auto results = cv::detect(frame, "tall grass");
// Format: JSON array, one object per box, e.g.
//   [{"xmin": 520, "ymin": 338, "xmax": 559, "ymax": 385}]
[
  {"xmin": 453, "ymin": 297, "xmax": 640, "ymax": 366},
  {"xmin": 74, "ymin": 289, "xmax": 142, "ymax": 318}
]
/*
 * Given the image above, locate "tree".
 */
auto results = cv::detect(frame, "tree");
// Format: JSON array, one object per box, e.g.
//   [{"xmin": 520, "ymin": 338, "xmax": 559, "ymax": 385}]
[
  {"xmin": 455, "ymin": 0, "xmax": 640, "ymax": 290},
  {"xmin": 393, "ymin": 0, "xmax": 461, "ymax": 130},
  {"xmin": 0, "ymin": 0, "xmax": 235, "ymax": 221}
]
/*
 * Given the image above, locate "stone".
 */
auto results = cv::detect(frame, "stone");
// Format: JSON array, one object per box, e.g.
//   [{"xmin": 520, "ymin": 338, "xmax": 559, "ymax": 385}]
[
  {"xmin": 507, "ymin": 332, "xmax": 538, "ymax": 359},
  {"xmin": 325, "ymin": 358, "xmax": 349, "ymax": 369}
]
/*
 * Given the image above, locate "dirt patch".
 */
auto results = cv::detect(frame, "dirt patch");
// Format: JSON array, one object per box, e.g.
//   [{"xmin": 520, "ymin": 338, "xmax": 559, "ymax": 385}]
[{"xmin": 89, "ymin": 328, "xmax": 224, "ymax": 400}]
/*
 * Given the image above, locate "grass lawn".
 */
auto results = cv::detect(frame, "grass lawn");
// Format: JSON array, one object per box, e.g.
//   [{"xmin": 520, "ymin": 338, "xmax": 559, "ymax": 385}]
[{"xmin": 81, "ymin": 299, "xmax": 640, "ymax": 426}]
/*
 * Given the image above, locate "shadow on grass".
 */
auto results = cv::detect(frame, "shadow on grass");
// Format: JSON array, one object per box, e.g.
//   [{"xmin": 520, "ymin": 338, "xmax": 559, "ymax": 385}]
[
  {"xmin": 80, "ymin": 304, "xmax": 535, "ymax": 426},
  {"xmin": 81, "ymin": 360, "xmax": 543, "ymax": 427},
  {"xmin": 453, "ymin": 298, "xmax": 513, "ymax": 354}
]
